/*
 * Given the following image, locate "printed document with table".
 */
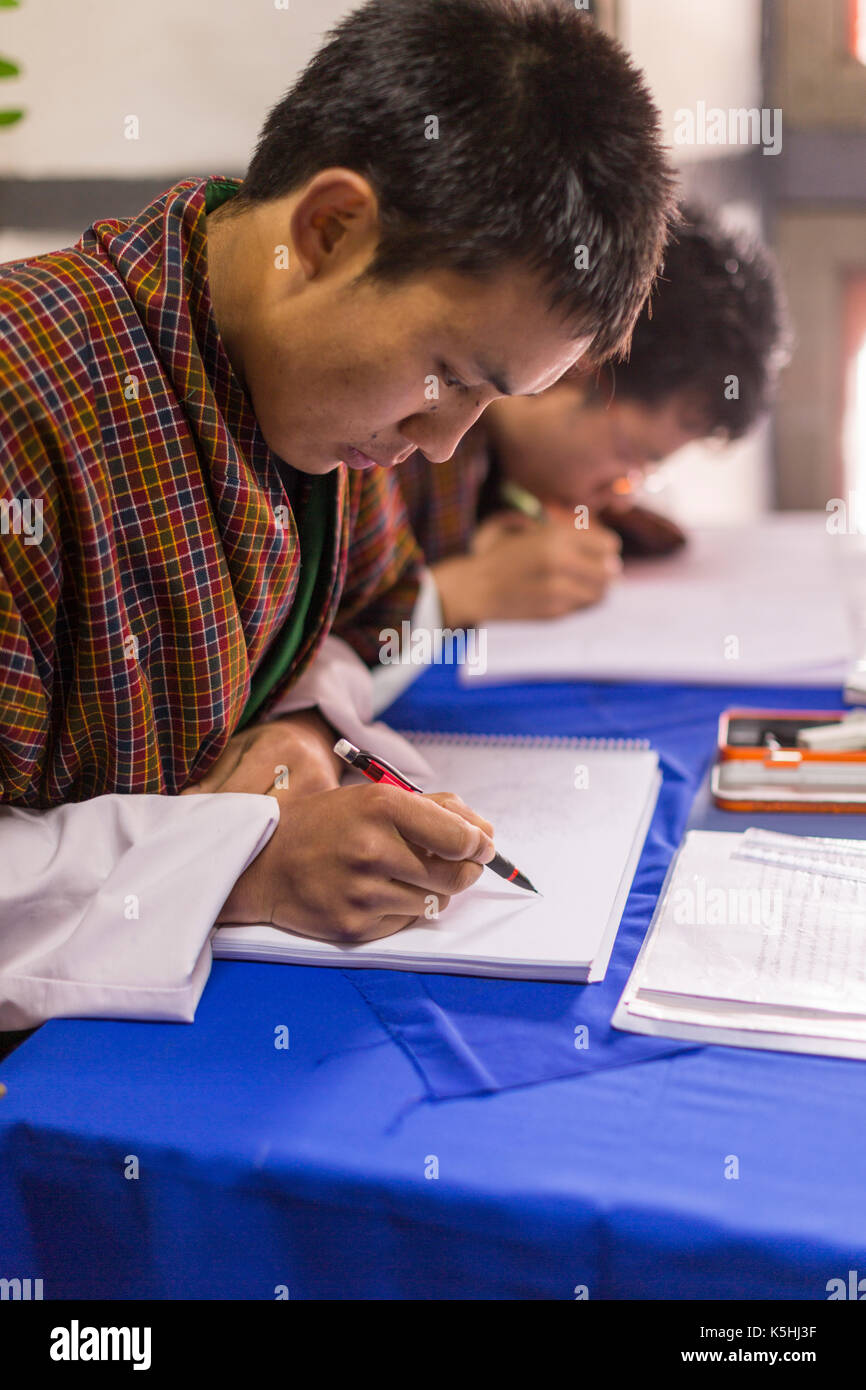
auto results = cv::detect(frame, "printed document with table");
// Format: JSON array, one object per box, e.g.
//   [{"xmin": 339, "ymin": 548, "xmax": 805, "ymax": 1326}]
[{"xmin": 614, "ymin": 827, "xmax": 866, "ymax": 1059}]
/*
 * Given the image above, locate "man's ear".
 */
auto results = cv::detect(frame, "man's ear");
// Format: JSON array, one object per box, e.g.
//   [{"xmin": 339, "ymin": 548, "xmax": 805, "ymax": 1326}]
[{"xmin": 289, "ymin": 168, "xmax": 380, "ymax": 281}]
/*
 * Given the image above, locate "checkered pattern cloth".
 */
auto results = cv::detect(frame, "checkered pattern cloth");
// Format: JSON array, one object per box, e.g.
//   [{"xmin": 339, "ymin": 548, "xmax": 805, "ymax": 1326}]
[
  {"xmin": 393, "ymin": 434, "xmax": 492, "ymax": 565},
  {"xmin": 0, "ymin": 177, "xmax": 421, "ymax": 807}
]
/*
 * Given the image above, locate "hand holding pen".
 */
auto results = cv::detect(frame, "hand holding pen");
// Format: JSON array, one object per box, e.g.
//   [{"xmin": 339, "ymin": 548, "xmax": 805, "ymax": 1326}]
[
  {"xmin": 216, "ymin": 773, "xmax": 498, "ymax": 943},
  {"xmin": 334, "ymin": 740, "xmax": 540, "ymax": 894}
]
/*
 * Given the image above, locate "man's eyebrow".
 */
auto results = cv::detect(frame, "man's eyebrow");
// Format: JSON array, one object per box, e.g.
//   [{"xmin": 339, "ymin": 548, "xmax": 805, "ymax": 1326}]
[
  {"xmin": 472, "ymin": 358, "xmax": 514, "ymax": 397},
  {"xmin": 472, "ymin": 359, "xmax": 566, "ymax": 399}
]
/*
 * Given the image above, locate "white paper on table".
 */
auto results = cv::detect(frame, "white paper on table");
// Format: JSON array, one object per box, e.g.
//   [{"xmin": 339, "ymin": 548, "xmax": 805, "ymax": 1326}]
[
  {"xmin": 464, "ymin": 515, "xmax": 859, "ymax": 687},
  {"xmin": 731, "ymin": 826, "xmax": 866, "ymax": 883},
  {"xmin": 635, "ymin": 831, "xmax": 866, "ymax": 1016}
]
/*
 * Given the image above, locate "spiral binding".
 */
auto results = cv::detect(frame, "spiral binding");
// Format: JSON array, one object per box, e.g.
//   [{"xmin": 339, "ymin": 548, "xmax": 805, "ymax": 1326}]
[{"xmin": 403, "ymin": 730, "xmax": 652, "ymax": 751}]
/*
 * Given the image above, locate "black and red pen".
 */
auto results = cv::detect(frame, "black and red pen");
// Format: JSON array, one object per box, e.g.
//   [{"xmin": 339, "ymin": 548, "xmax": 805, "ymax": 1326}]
[{"xmin": 333, "ymin": 738, "xmax": 539, "ymax": 894}]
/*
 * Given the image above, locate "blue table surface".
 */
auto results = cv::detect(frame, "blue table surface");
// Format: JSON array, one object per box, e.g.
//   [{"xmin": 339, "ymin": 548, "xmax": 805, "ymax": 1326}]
[{"xmin": 2, "ymin": 666, "xmax": 866, "ymax": 1301}]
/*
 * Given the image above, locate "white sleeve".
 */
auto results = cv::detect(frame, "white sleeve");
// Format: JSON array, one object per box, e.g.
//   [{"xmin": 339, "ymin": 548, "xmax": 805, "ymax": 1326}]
[
  {"xmin": 262, "ymin": 630, "xmax": 436, "ymax": 785},
  {"xmin": 0, "ymin": 791, "xmax": 279, "ymax": 1031},
  {"xmin": 369, "ymin": 565, "xmax": 443, "ymax": 715}
]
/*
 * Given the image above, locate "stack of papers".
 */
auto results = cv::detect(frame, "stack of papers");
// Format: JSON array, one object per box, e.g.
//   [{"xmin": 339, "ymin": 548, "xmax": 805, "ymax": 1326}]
[{"xmin": 614, "ymin": 827, "xmax": 866, "ymax": 1058}]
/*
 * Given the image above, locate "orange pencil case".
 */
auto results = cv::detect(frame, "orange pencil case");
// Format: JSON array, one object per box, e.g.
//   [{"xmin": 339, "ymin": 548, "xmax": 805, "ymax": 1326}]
[{"xmin": 712, "ymin": 708, "xmax": 866, "ymax": 813}]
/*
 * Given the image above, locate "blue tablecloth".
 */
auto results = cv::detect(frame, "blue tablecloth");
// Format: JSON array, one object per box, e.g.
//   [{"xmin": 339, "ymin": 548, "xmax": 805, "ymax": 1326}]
[{"xmin": 2, "ymin": 668, "xmax": 865, "ymax": 1300}]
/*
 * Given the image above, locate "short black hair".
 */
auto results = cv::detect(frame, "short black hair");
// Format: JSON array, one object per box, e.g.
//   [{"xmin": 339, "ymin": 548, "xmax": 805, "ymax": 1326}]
[
  {"xmin": 600, "ymin": 204, "xmax": 790, "ymax": 439},
  {"xmin": 238, "ymin": 0, "xmax": 678, "ymax": 363}
]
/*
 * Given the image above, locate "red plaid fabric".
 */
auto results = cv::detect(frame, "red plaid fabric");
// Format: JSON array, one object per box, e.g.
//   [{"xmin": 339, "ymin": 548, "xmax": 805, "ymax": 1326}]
[
  {"xmin": 393, "ymin": 433, "xmax": 491, "ymax": 565},
  {"xmin": 0, "ymin": 176, "xmax": 421, "ymax": 807}
]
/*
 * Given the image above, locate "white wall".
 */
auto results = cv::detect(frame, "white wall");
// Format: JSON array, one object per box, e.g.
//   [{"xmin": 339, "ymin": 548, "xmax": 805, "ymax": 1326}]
[
  {"xmin": 2, "ymin": 0, "xmax": 772, "ymax": 523},
  {"xmin": 620, "ymin": 0, "xmax": 763, "ymax": 162},
  {"xmin": 620, "ymin": 0, "xmax": 771, "ymax": 523},
  {"xmin": 0, "ymin": 0, "xmax": 348, "ymax": 177},
  {"xmin": 2, "ymin": 0, "xmax": 764, "ymax": 178}
]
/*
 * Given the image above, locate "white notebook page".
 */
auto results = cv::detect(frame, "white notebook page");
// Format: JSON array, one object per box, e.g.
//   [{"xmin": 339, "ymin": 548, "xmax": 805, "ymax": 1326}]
[
  {"xmin": 213, "ymin": 738, "xmax": 660, "ymax": 982},
  {"xmin": 465, "ymin": 515, "xmax": 857, "ymax": 687}
]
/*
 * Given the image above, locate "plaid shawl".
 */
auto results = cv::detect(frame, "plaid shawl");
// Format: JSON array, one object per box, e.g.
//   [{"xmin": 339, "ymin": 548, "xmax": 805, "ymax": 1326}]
[
  {"xmin": 394, "ymin": 432, "xmax": 493, "ymax": 565},
  {"xmin": 0, "ymin": 177, "xmax": 420, "ymax": 808}
]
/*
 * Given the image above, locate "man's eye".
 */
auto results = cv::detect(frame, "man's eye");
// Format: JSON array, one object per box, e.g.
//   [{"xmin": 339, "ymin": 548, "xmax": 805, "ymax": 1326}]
[{"xmin": 441, "ymin": 366, "xmax": 470, "ymax": 392}]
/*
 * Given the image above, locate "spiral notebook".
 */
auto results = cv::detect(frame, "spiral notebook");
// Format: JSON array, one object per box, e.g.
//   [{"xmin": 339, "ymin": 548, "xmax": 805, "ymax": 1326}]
[{"xmin": 212, "ymin": 732, "xmax": 661, "ymax": 983}]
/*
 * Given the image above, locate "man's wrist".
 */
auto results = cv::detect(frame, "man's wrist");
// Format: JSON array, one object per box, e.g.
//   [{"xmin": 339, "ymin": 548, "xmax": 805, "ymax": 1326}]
[{"xmin": 275, "ymin": 708, "xmax": 343, "ymax": 778}]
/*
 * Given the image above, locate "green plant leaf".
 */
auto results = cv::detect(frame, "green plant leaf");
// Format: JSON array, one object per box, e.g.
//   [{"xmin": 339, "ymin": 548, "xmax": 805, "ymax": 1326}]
[
  {"xmin": 0, "ymin": 1, "xmax": 22, "ymax": 9},
  {"xmin": 0, "ymin": 108, "xmax": 24, "ymax": 125},
  {"xmin": 0, "ymin": 57, "xmax": 20, "ymax": 78}
]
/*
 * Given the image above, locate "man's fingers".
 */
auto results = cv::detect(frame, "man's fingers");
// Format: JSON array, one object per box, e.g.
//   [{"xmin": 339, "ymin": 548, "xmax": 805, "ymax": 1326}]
[
  {"xmin": 351, "ymin": 880, "xmax": 454, "ymax": 925},
  {"xmin": 344, "ymin": 909, "xmax": 441, "ymax": 945},
  {"xmin": 586, "ymin": 521, "xmax": 623, "ymax": 552},
  {"xmin": 567, "ymin": 530, "xmax": 622, "ymax": 567},
  {"xmin": 479, "ymin": 510, "xmax": 539, "ymax": 540},
  {"xmin": 551, "ymin": 580, "xmax": 610, "ymax": 615},
  {"xmin": 349, "ymin": 914, "xmax": 420, "ymax": 943},
  {"xmin": 426, "ymin": 791, "xmax": 494, "ymax": 840},
  {"xmin": 383, "ymin": 839, "xmax": 488, "ymax": 897},
  {"xmin": 283, "ymin": 886, "xmax": 454, "ymax": 946},
  {"xmin": 565, "ymin": 558, "xmax": 617, "ymax": 591},
  {"xmin": 384, "ymin": 787, "xmax": 496, "ymax": 863},
  {"xmin": 473, "ymin": 511, "xmax": 541, "ymax": 556},
  {"xmin": 549, "ymin": 513, "xmax": 621, "ymax": 555},
  {"xmin": 544, "ymin": 543, "xmax": 622, "ymax": 593}
]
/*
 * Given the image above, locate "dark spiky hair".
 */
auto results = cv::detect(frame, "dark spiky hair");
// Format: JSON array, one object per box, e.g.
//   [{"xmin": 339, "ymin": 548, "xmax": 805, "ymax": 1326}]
[
  {"xmin": 236, "ymin": 0, "xmax": 679, "ymax": 363},
  {"xmin": 604, "ymin": 204, "xmax": 790, "ymax": 438}
]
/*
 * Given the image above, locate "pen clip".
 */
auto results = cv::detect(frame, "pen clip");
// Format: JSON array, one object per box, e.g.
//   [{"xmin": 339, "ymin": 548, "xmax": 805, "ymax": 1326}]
[
  {"xmin": 362, "ymin": 751, "xmax": 424, "ymax": 793},
  {"xmin": 333, "ymin": 739, "xmax": 424, "ymax": 793}
]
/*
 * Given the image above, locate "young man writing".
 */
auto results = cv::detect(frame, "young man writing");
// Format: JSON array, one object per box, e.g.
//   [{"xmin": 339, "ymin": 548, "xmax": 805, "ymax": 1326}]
[
  {"xmin": 395, "ymin": 206, "xmax": 787, "ymax": 627},
  {"xmin": 0, "ymin": 0, "xmax": 676, "ymax": 1031}
]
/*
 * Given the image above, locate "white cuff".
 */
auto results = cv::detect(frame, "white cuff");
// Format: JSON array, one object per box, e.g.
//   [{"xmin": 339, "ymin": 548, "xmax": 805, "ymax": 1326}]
[
  {"xmin": 370, "ymin": 566, "xmax": 443, "ymax": 715},
  {"xmin": 0, "ymin": 792, "xmax": 279, "ymax": 1030}
]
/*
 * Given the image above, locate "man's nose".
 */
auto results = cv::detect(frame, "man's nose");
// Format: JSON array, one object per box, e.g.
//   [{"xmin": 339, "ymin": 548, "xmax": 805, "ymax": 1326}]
[{"xmin": 404, "ymin": 400, "xmax": 490, "ymax": 465}]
